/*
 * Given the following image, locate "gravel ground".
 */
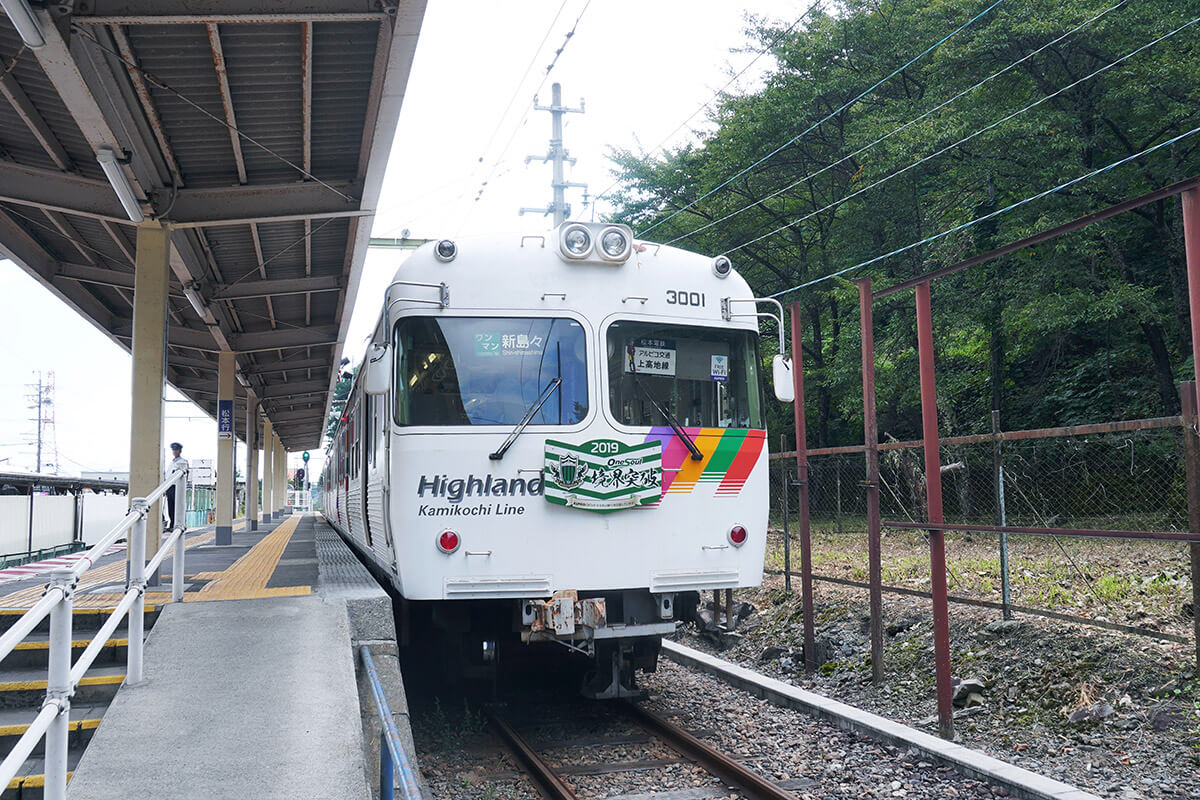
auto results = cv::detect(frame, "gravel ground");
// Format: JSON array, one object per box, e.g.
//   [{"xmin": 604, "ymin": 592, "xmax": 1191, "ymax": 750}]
[
  {"xmin": 640, "ymin": 660, "xmax": 1001, "ymax": 800},
  {"xmin": 676, "ymin": 573, "xmax": 1200, "ymax": 800},
  {"xmin": 412, "ymin": 654, "xmax": 1011, "ymax": 799}
]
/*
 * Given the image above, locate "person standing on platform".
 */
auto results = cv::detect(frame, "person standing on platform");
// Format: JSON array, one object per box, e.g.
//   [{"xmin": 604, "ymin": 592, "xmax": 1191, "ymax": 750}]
[{"xmin": 165, "ymin": 442, "xmax": 189, "ymax": 531}]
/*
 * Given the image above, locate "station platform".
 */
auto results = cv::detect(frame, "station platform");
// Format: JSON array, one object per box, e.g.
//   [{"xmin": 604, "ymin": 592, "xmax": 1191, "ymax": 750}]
[{"xmin": 0, "ymin": 513, "xmax": 409, "ymax": 799}]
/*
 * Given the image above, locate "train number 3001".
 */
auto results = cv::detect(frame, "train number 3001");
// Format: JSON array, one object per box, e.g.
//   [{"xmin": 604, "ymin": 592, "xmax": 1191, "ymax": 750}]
[{"xmin": 666, "ymin": 290, "xmax": 705, "ymax": 307}]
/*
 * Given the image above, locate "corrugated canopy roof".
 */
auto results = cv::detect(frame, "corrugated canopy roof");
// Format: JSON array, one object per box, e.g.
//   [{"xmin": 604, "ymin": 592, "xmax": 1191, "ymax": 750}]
[{"xmin": 0, "ymin": 0, "xmax": 427, "ymax": 450}]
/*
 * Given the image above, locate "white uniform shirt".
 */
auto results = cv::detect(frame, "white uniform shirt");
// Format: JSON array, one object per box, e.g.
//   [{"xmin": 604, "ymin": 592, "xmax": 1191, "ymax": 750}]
[{"xmin": 168, "ymin": 455, "xmax": 189, "ymax": 483}]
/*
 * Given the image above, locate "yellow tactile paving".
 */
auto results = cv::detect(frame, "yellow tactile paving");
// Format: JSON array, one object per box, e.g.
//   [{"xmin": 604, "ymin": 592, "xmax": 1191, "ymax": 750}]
[
  {"xmin": 188, "ymin": 516, "xmax": 311, "ymax": 602},
  {"xmin": 0, "ymin": 520, "xmax": 309, "ymax": 610},
  {"xmin": 0, "ymin": 532, "xmax": 214, "ymax": 610}
]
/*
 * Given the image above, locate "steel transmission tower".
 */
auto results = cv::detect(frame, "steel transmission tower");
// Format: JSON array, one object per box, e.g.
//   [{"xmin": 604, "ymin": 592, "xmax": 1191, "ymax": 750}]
[
  {"xmin": 25, "ymin": 371, "xmax": 59, "ymax": 474},
  {"xmin": 521, "ymin": 83, "xmax": 589, "ymax": 226}
]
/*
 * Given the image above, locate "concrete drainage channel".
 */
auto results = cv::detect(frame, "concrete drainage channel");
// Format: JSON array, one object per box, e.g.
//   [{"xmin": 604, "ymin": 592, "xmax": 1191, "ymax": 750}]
[{"xmin": 661, "ymin": 640, "xmax": 1100, "ymax": 800}]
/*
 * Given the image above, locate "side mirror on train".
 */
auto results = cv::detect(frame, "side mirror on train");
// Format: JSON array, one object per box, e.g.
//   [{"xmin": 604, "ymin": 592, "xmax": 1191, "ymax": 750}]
[
  {"xmin": 772, "ymin": 354, "xmax": 795, "ymax": 403},
  {"xmin": 363, "ymin": 342, "xmax": 391, "ymax": 396}
]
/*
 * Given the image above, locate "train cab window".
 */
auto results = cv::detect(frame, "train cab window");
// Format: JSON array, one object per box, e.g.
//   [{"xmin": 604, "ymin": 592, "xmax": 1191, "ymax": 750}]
[
  {"xmin": 606, "ymin": 321, "xmax": 763, "ymax": 429},
  {"xmin": 393, "ymin": 317, "xmax": 588, "ymax": 426}
]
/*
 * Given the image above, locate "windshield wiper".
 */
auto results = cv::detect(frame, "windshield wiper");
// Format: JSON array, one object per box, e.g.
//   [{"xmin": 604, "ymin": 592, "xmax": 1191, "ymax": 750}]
[
  {"xmin": 489, "ymin": 377, "xmax": 562, "ymax": 460},
  {"xmin": 632, "ymin": 374, "xmax": 703, "ymax": 461}
]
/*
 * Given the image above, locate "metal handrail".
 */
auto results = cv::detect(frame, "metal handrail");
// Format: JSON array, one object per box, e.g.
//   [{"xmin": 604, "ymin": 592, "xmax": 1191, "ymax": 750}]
[
  {"xmin": 0, "ymin": 468, "xmax": 188, "ymax": 799},
  {"xmin": 360, "ymin": 646, "xmax": 422, "ymax": 800}
]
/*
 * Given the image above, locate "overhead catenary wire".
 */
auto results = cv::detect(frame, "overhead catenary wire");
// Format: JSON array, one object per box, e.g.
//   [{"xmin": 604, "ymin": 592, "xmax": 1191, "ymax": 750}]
[
  {"xmin": 719, "ymin": 11, "xmax": 1198, "ymax": 259},
  {"xmin": 763, "ymin": 123, "xmax": 1200, "ymax": 300},
  {"xmin": 455, "ymin": 0, "xmax": 594, "ymax": 233},
  {"xmin": 636, "ymin": 0, "xmax": 1010, "ymax": 238},
  {"xmin": 665, "ymin": 0, "xmax": 1128, "ymax": 246},
  {"xmin": 591, "ymin": 1, "xmax": 827, "ymax": 210}
]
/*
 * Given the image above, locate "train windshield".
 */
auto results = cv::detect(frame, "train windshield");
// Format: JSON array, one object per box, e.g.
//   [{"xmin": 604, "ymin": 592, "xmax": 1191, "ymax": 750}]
[
  {"xmin": 393, "ymin": 317, "xmax": 588, "ymax": 426},
  {"xmin": 606, "ymin": 321, "xmax": 762, "ymax": 429}
]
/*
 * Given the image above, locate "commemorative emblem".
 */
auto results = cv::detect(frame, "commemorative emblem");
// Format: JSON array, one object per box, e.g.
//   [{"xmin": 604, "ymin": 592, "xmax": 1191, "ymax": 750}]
[{"xmin": 544, "ymin": 439, "xmax": 663, "ymax": 514}]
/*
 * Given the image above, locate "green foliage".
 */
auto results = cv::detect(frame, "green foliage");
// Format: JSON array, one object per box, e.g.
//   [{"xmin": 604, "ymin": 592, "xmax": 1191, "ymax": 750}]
[
  {"xmin": 605, "ymin": 0, "xmax": 1200, "ymax": 444},
  {"xmin": 324, "ymin": 367, "xmax": 355, "ymax": 440}
]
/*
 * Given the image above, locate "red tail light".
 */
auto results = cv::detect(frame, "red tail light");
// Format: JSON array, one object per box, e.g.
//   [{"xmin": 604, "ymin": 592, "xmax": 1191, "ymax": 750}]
[
  {"xmin": 728, "ymin": 525, "xmax": 748, "ymax": 547},
  {"xmin": 437, "ymin": 529, "xmax": 460, "ymax": 554}
]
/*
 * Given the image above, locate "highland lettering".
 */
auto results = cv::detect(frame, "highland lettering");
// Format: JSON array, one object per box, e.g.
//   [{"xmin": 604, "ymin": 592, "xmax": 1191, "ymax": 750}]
[{"xmin": 417, "ymin": 474, "xmax": 545, "ymax": 504}]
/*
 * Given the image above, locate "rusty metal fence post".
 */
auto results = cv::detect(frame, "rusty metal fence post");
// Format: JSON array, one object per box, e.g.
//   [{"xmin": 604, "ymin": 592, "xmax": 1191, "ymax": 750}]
[
  {"xmin": 790, "ymin": 303, "xmax": 817, "ymax": 672},
  {"xmin": 1178, "ymin": 382, "xmax": 1200, "ymax": 674},
  {"xmin": 781, "ymin": 436, "xmax": 792, "ymax": 595},
  {"xmin": 915, "ymin": 281, "xmax": 954, "ymax": 739},
  {"xmin": 858, "ymin": 279, "xmax": 884, "ymax": 683}
]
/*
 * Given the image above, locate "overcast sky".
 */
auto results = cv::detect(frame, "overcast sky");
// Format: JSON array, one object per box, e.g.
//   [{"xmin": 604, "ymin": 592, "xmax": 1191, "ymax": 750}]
[{"xmin": 0, "ymin": 0, "xmax": 809, "ymax": 481}]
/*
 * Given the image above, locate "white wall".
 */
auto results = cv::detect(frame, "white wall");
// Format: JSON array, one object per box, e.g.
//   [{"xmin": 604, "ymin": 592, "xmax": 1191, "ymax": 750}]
[
  {"xmin": 81, "ymin": 494, "xmax": 131, "ymax": 545},
  {"xmin": 0, "ymin": 493, "xmax": 131, "ymax": 555}
]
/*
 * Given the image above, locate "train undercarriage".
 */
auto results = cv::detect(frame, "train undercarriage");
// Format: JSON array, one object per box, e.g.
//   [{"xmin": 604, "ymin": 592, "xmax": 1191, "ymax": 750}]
[{"xmin": 397, "ymin": 589, "xmax": 701, "ymax": 699}]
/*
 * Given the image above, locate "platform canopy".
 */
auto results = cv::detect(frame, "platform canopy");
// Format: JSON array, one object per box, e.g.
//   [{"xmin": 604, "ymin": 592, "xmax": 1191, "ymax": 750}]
[{"xmin": 0, "ymin": 1, "xmax": 426, "ymax": 450}]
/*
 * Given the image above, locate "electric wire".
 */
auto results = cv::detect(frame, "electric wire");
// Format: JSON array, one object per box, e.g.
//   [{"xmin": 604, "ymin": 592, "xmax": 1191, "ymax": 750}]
[
  {"xmin": 591, "ymin": 0, "xmax": 826, "ymax": 209},
  {"xmin": 763, "ymin": 123, "xmax": 1200, "ymax": 300},
  {"xmin": 636, "ymin": 0, "xmax": 1010, "ymax": 238},
  {"xmin": 459, "ymin": 0, "xmax": 594, "ymax": 232},
  {"xmin": 720, "ymin": 11, "xmax": 1198, "ymax": 258},
  {"xmin": 665, "ymin": 0, "xmax": 1128, "ymax": 246},
  {"xmin": 472, "ymin": 0, "xmax": 571, "ymax": 172},
  {"xmin": 220, "ymin": 217, "xmax": 340, "ymax": 291},
  {"xmin": 73, "ymin": 26, "xmax": 356, "ymax": 204}
]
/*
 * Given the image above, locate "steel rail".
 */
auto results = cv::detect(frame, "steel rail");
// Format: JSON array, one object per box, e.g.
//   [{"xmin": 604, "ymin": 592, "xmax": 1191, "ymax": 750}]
[
  {"xmin": 488, "ymin": 712, "xmax": 579, "ymax": 800},
  {"xmin": 621, "ymin": 702, "xmax": 802, "ymax": 800}
]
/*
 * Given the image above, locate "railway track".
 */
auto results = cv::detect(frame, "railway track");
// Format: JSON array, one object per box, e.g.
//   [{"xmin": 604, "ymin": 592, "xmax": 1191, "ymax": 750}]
[{"xmin": 489, "ymin": 700, "xmax": 804, "ymax": 800}]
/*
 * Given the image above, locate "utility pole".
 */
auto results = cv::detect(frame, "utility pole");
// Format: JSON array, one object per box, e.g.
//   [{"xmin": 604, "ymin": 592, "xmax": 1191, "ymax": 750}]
[
  {"xmin": 24, "ymin": 371, "xmax": 58, "ymax": 474},
  {"xmin": 521, "ymin": 82, "xmax": 588, "ymax": 226}
]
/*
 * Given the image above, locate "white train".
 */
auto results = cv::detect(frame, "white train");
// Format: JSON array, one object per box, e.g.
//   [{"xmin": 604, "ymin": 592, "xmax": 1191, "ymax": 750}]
[{"xmin": 320, "ymin": 221, "xmax": 793, "ymax": 697}]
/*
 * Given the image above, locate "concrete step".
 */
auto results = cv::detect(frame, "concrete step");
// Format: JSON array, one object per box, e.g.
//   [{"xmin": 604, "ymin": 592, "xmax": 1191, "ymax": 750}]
[
  {"xmin": 0, "ymin": 606, "xmax": 160, "ymax": 637},
  {"xmin": 0, "ymin": 704, "xmax": 106, "ymax": 758},
  {"xmin": 3, "ymin": 634, "xmax": 128, "ymax": 671},
  {"xmin": 0, "ymin": 666, "xmax": 125, "ymax": 710},
  {"xmin": 1, "ymin": 750, "xmax": 83, "ymax": 800}
]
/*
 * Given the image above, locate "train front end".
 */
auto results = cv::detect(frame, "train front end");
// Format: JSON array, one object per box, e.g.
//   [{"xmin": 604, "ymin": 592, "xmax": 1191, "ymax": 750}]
[{"xmin": 361, "ymin": 222, "xmax": 794, "ymax": 696}]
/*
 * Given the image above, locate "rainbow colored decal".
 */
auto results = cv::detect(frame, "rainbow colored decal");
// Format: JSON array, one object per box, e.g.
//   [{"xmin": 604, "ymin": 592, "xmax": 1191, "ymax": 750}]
[{"xmin": 642, "ymin": 428, "xmax": 765, "ymax": 498}]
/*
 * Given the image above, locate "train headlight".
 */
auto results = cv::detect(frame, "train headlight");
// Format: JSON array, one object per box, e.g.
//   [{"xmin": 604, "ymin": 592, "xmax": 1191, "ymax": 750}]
[
  {"xmin": 434, "ymin": 239, "xmax": 458, "ymax": 262},
  {"xmin": 712, "ymin": 255, "xmax": 732, "ymax": 278},
  {"xmin": 599, "ymin": 227, "xmax": 631, "ymax": 260},
  {"xmin": 437, "ymin": 529, "xmax": 461, "ymax": 554},
  {"xmin": 561, "ymin": 224, "xmax": 592, "ymax": 258},
  {"xmin": 728, "ymin": 524, "xmax": 748, "ymax": 547}
]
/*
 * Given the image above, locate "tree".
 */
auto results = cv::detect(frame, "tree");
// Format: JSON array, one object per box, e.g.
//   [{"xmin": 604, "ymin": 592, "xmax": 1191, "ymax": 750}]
[
  {"xmin": 324, "ymin": 367, "xmax": 355, "ymax": 439},
  {"xmin": 606, "ymin": 0, "xmax": 1200, "ymax": 445}
]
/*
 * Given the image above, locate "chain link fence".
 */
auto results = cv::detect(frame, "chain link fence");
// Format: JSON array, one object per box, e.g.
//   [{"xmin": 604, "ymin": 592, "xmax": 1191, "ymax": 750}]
[{"xmin": 767, "ymin": 418, "xmax": 1196, "ymax": 642}]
